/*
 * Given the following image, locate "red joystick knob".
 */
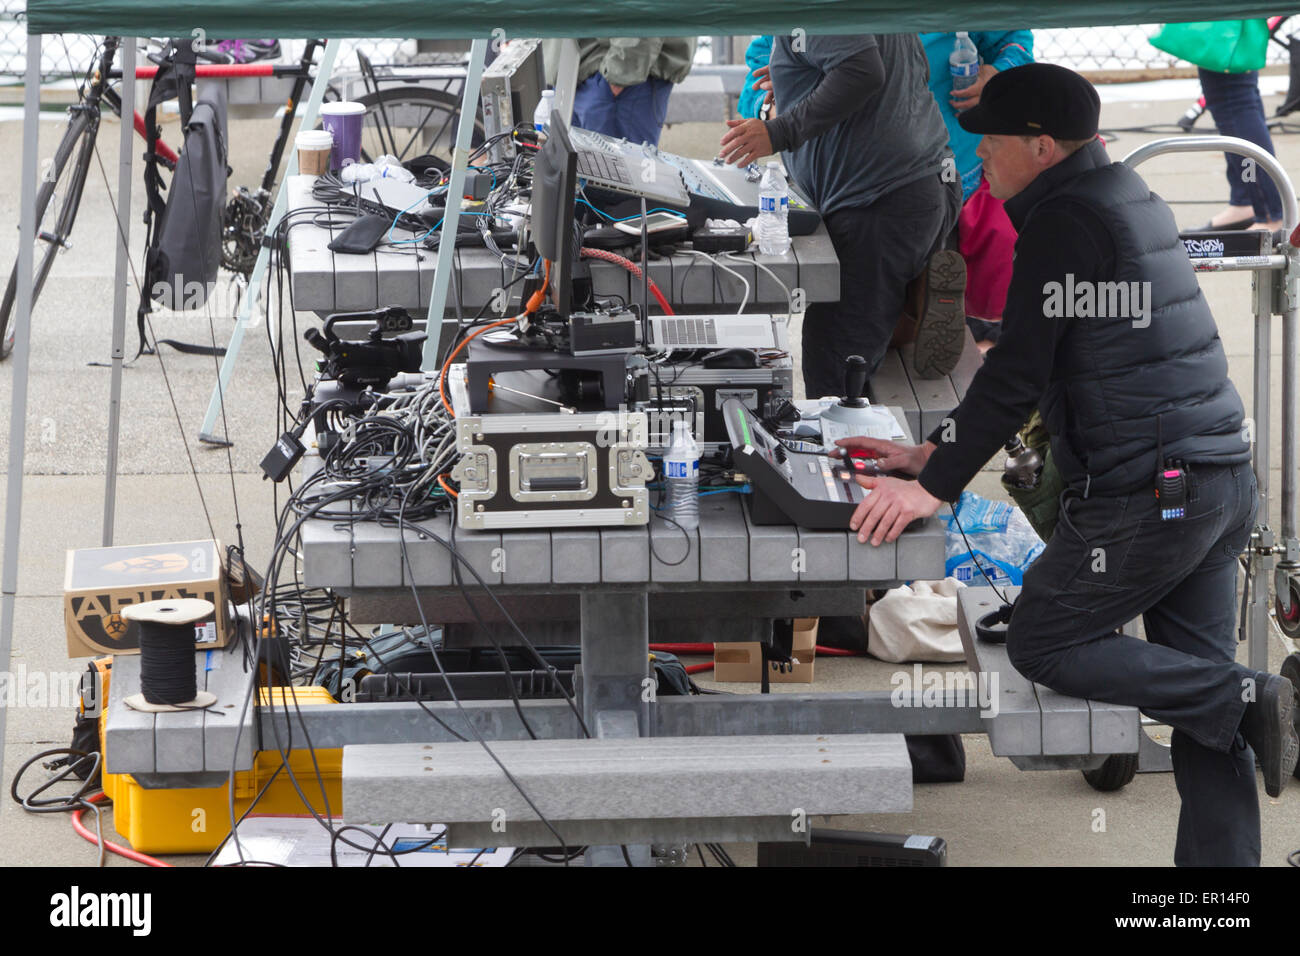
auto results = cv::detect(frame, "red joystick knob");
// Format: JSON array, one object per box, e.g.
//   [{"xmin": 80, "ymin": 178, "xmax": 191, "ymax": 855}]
[{"xmin": 1290, "ymin": 222, "xmax": 1300, "ymax": 249}]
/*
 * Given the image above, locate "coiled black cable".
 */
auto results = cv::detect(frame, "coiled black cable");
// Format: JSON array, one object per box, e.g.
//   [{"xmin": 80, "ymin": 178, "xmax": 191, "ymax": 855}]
[{"xmin": 138, "ymin": 621, "xmax": 200, "ymax": 705}]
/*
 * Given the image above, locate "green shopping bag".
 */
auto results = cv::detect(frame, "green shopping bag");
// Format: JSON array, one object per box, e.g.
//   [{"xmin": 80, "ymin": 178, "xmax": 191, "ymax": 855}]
[{"xmin": 1149, "ymin": 19, "xmax": 1270, "ymax": 74}]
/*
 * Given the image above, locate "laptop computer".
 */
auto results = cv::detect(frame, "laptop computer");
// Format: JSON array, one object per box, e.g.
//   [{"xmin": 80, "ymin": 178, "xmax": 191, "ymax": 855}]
[
  {"xmin": 648, "ymin": 313, "xmax": 787, "ymax": 350},
  {"xmin": 568, "ymin": 126, "xmax": 691, "ymax": 209}
]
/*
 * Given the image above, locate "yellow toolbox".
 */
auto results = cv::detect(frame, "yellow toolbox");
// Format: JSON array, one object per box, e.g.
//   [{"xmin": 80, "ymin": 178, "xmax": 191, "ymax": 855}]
[{"xmin": 100, "ymin": 684, "xmax": 343, "ymax": 855}]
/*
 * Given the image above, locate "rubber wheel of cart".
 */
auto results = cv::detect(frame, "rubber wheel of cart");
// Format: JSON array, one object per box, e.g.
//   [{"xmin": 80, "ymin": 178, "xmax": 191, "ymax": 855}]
[
  {"xmin": 1280, "ymin": 653, "xmax": 1300, "ymax": 780},
  {"xmin": 1276, "ymin": 579, "xmax": 1300, "ymax": 640},
  {"xmin": 1082, "ymin": 753, "xmax": 1138, "ymax": 791}
]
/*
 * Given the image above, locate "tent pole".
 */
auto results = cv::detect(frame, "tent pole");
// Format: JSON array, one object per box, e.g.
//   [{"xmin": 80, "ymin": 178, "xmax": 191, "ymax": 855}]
[
  {"xmin": 1, "ymin": 31, "xmax": 44, "ymax": 785},
  {"xmin": 103, "ymin": 37, "xmax": 136, "ymax": 545},
  {"xmin": 198, "ymin": 38, "xmax": 342, "ymax": 444},
  {"xmin": 421, "ymin": 37, "xmax": 488, "ymax": 370}
]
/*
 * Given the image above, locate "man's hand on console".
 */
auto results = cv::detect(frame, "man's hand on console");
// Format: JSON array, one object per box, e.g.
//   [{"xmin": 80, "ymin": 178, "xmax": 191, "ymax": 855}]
[
  {"xmin": 719, "ymin": 118, "xmax": 774, "ymax": 167},
  {"xmin": 834, "ymin": 437, "xmax": 934, "ymax": 477},
  {"xmin": 848, "ymin": 475, "xmax": 942, "ymax": 546}
]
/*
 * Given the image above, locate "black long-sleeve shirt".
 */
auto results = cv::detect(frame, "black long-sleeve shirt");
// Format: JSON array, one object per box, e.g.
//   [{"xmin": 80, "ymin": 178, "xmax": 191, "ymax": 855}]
[
  {"xmin": 764, "ymin": 46, "xmax": 885, "ymax": 153},
  {"xmin": 917, "ymin": 199, "xmax": 1117, "ymax": 502},
  {"xmin": 762, "ymin": 34, "xmax": 948, "ymax": 216}
]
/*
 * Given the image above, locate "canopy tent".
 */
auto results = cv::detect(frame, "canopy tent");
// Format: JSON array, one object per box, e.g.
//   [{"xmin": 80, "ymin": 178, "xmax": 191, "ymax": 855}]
[
  {"xmin": 20, "ymin": 2, "xmax": 1297, "ymax": 37},
  {"xmin": 4, "ymin": 6, "xmax": 1298, "ymax": 788}
]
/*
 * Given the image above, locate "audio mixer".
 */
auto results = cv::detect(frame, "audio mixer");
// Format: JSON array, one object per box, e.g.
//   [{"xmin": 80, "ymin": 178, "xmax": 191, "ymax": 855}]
[{"xmin": 723, "ymin": 398, "xmax": 894, "ymax": 528}]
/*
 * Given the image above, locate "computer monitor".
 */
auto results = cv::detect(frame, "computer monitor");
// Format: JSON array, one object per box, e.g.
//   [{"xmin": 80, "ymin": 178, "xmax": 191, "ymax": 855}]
[
  {"xmin": 530, "ymin": 110, "xmax": 578, "ymax": 320},
  {"xmin": 479, "ymin": 38, "xmax": 545, "ymax": 165}
]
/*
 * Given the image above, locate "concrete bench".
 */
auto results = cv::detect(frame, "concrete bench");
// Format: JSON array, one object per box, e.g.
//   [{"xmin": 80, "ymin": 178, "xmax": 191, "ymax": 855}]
[
  {"xmin": 869, "ymin": 331, "xmax": 983, "ymax": 442},
  {"xmin": 104, "ymin": 609, "xmax": 257, "ymax": 786},
  {"xmin": 300, "ymin": 474, "xmax": 946, "ymax": 598},
  {"xmin": 283, "ymin": 176, "xmax": 839, "ymax": 317},
  {"xmin": 956, "ymin": 586, "xmax": 1139, "ymax": 770},
  {"xmin": 342, "ymin": 732, "xmax": 912, "ymax": 847},
  {"xmin": 665, "ymin": 74, "xmax": 728, "ymax": 124}
]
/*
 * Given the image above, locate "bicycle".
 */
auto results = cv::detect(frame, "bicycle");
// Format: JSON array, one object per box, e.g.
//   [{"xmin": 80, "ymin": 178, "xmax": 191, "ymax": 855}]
[
  {"xmin": 1, "ymin": 36, "xmax": 483, "ymax": 360},
  {"xmin": 0, "ymin": 36, "xmax": 317, "ymax": 358},
  {"xmin": 349, "ymin": 50, "xmax": 485, "ymax": 172}
]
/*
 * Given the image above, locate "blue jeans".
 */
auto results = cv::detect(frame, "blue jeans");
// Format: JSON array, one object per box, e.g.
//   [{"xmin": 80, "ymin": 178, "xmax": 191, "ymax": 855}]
[
  {"xmin": 1198, "ymin": 69, "xmax": 1284, "ymax": 223},
  {"xmin": 1006, "ymin": 462, "xmax": 1261, "ymax": 865},
  {"xmin": 572, "ymin": 73, "xmax": 673, "ymax": 146}
]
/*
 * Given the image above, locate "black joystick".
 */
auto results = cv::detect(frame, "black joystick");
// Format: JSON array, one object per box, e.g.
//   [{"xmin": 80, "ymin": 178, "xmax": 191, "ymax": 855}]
[
  {"xmin": 819, "ymin": 353, "xmax": 891, "ymax": 445},
  {"xmin": 840, "ymin": 354, "xmax": 868, "ymax": 408}
]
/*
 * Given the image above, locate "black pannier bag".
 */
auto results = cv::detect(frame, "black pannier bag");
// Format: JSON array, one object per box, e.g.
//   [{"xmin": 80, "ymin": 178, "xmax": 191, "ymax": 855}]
[{"xmin": 137, "ymin": 39, "xmax": 229, "ymax": 356}]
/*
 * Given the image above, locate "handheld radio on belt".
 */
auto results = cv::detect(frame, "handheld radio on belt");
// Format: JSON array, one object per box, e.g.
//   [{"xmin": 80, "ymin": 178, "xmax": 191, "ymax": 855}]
[{"xmin": 1154, "ymin": 414, "xmax": 1188, "ymax": 521}]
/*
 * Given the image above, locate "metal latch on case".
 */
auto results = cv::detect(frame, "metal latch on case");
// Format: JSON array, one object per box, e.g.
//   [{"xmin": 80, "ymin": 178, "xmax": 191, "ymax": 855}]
[{"xmin": 615, "ymin": 449, "xmax": 651, "ymax": 486}]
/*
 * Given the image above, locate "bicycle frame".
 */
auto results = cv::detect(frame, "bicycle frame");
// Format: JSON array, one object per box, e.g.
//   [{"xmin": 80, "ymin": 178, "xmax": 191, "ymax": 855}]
[
  {"xmin": 110, "ymin": 39, "xmax": 326, "ymax": 199},
  {"xmin": 256, "ymin": 39, "xmax": 325, "ymax": 200}
]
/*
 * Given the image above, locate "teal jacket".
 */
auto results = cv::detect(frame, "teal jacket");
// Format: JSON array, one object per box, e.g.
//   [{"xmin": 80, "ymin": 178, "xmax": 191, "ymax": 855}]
[
  {"xmin": 739, "ymin": 35, "xmax": 773, "ymax": 119},
  {"xmin": 920, "ymin": 31, "xmax": 1034, "ymax": 199}
]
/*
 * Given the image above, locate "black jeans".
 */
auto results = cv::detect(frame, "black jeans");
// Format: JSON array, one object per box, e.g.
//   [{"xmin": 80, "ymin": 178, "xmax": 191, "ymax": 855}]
[
  {"xmin": 801, "ymin": 172, "xmax": 961, "ymax": 399},
  {"xmin": 1006, "ymin": 462, "xmax": 1260, "ymax": 865}
]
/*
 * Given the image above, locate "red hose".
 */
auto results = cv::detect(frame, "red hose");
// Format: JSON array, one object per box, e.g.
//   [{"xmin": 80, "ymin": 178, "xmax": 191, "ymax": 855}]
[
  {"xmin": 650, "ymin": 642, "xmax": 712, "ymax": 655},
  {"xmin": 71, "ymin": 793, "xmax": 173, "ymax": 867},
  {"xmin": 685, "ymin": 662, "xmax": 714, "ymax": 674},
  {"xmin": 580, "ymin": 247, "xmax": 674, "ymax": 315}
]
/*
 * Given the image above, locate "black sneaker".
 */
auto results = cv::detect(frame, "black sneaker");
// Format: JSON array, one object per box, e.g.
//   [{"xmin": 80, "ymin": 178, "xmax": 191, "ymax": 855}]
[
  {"xmin": 1240, "ymin": 672, "xmax": 1299, "ymax": 798},
  {"xmin": 911, "ymin": 249, "xmax": 967, "ymax": 380}
]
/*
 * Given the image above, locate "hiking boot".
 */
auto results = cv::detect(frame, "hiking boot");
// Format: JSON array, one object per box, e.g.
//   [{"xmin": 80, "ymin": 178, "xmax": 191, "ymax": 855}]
[
  {"xmin": 910, "ymin": 249, "xmax": 968, "ymax": 380},
  {"xmin": 1240, "ymin": 672, "xmax": 1299, "ymax": 798}
]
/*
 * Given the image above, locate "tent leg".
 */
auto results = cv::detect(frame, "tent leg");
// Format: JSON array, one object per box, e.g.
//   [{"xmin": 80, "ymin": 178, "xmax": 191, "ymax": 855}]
[
  {"xmin": 0, "ymin": 32, "xmax": 44, "ymax": 782},
  {"xmin": 421, "ymin": 37, "xmax": 488, "ymax": 370},
  {"xmin": 103, "ymin": 37, "xmax": 136, "ymax": 545},
  {"xmin": 198, "ymin": 37, "xmax": 342, "ymax": 445}
]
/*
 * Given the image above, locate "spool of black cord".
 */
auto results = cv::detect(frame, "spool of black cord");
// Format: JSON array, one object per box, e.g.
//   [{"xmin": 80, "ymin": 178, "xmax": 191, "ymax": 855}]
[{"xmin": 120, "ymin": 599, "xmax": 218, "ymax": 712}]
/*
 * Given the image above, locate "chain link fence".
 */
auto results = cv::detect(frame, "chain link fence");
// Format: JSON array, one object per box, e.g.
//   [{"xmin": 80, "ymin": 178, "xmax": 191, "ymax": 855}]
[
  {"xmin": 0, "ymin": 4, "xmax": 1292, "ymax": 83},
  {"xmin": 1036, "ymin": 25, "xmax": 1289, "ymax": 73},
  {"xmin": 0, "ymin": 6, "xmax": 419, "ymax": 82},
  {"xmin": 708, "ymin": 28, "xmax": 1292, "ymax": 74}
]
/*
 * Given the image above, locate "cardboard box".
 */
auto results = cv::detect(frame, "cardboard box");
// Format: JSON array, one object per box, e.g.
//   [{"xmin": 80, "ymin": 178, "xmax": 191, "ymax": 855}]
[
  {"xmin": 713, "ymin": 618, "xmax": 818, "ymax": 683},
  {"xmin": 64, "ymin": 539, "xmax": 231, "ymax": 658}
]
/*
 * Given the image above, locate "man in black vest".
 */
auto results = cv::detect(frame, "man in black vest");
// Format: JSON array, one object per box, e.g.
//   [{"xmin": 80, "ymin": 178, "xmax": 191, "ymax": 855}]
[{"xmin": 839, "ymin": 64, "xmax": 1297, "ymax": 865}]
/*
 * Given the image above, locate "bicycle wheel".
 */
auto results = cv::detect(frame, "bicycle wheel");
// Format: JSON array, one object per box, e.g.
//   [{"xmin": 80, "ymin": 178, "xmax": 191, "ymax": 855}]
[
  {"xmin": 351, "ymin": 87, "xmax": 484, "ymax": 170},
  {"xmin": 0, "ymin": 109, "xmax": 96, "ymax": 360}
]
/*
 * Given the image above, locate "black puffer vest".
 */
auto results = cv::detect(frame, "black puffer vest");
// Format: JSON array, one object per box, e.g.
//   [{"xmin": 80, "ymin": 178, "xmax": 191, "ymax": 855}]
[{"xmin": 1006, "ymin": 139, "xmax": 1250, "ymax": 496}]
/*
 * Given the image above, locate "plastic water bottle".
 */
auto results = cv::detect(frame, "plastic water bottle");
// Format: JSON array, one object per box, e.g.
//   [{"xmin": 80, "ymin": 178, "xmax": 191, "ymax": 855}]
[
  {"xmin": 663, "ymin": 420, "xmax": 700, "ymax": 530},
  {"xmin": 756, "ymin": 162, "xmax": 791, "ymax": 256},
  {"xmin": 534, "ymin": 89, "xmax": 555, "ymax": 138},
  {"xmin": 950, "ymin": 32, "xmax": 980, "ymax": 91}
]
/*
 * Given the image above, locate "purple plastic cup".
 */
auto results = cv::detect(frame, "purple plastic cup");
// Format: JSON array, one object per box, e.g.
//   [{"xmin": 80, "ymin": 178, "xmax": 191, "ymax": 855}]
[{"xmin": 319, "ymin": 101, "xmax": 366, "ymax": 173}]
